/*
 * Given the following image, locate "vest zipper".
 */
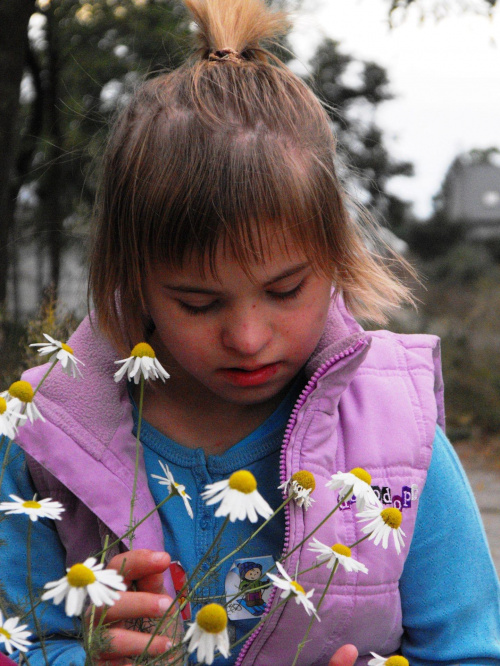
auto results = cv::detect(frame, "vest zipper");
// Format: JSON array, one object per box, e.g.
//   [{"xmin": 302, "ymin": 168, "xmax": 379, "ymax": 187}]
[{"xmin": 234, "ymin": 338, "xmax": 367, "ymax": 666}]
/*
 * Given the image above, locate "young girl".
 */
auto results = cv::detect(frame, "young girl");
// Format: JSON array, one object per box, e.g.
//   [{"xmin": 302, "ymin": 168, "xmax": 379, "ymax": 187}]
[{"xmin": 2, "ymin": 0, "xmax": 500, "ymax": 664}]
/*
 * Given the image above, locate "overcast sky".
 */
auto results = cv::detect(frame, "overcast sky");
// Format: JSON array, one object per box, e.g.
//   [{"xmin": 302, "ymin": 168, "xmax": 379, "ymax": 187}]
[{"xmin": 288, "ymin": 0, "xmax": 500, "ymax": 219}]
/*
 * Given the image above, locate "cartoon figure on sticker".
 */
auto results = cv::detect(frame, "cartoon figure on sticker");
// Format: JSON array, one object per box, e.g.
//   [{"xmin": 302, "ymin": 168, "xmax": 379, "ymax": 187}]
[{"xmin": 225, "ymin": 555, "xmax": 274, "ymax": 621}]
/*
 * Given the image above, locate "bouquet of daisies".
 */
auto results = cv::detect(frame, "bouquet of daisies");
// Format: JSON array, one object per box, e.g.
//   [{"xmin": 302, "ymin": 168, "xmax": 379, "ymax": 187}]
[{"xmin": 0, "ymin": 336, "xmax": 408, "ymax": 666}]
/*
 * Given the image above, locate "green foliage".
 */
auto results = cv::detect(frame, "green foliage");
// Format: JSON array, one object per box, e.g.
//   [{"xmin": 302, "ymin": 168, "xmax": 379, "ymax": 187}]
[
  {"xmin": 0, "ymin": 292, "xmax": 80, "ymax": 390},
  {"xmin": 388, "ymin": 0, "xmax": 497, "ymax": 18},
  {"xmin": 306, "ymin": 38, "xmax": 413, "ymax": 227},
  {"xmin": 393, "ymin": 250, "xmax": 500, "ymax": 436},
  {"xmin": 8, "ymin": 0, "xmax": 191, "ymax": 307}
]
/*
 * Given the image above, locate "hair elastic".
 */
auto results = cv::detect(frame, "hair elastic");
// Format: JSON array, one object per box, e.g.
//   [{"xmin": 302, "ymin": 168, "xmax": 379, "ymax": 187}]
[{"xmin": 208, "ymin": 47, "xmax": 243, "ymax": 62}]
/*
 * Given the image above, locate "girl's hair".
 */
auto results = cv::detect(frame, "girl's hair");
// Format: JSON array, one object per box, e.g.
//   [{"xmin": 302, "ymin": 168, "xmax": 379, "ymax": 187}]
[{"xmin": 89, "ymin": 0, "xmax": 413, "ymax": 353}]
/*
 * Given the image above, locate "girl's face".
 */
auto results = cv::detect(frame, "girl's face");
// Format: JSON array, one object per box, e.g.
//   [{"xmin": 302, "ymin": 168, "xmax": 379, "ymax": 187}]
[{"xmin": 144, "ymin": 234, "xmax": 332, "ymax": 410}]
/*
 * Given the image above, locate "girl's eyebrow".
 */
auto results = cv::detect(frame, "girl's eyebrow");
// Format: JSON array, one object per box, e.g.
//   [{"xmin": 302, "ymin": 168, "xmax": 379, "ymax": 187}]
[{"xmin": 163, "ymin": 262, "xmax": 310, "ymax": 294}]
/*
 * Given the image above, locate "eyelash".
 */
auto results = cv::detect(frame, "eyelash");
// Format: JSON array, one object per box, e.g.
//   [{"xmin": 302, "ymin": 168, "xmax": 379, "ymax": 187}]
[{"xmin": 178, "ymin": 280, "xmax": 306, "ymax": 316}]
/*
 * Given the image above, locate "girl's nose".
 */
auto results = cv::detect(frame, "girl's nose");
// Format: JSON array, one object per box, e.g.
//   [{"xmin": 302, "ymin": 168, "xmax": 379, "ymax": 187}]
[{"xmin": 221, "ymin": 304, "xmax": 273, "ymax": 356}]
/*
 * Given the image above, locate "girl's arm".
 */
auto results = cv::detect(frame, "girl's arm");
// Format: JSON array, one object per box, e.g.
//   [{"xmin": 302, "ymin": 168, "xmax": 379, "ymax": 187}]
[
  {"xmin": 399, "ymin": 426, "xmax": 500, "ymax": 665},
  {"xmin": 1, "ymin": 444, "xmax": 177, "ymax": 664},
  {"xmin": 0, "ymin": 442, "xmax": 85, "ymax": 665}
]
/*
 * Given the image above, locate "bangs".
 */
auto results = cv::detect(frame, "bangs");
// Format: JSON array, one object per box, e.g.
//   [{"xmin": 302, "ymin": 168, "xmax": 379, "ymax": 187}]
[{"xmin": 141, "ymin": 116, "xmax": 339, "ymax": 279}]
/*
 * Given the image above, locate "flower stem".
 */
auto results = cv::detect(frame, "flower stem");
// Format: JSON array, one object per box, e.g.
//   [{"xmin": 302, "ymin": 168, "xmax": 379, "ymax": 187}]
[
  {"xmin": 0, "ymin": 437, "xmax": 13, "ymax": 495},
  {"xmin": 86, "ymin": 535, "xmax": 110, "ymax": 655},
  {"xmin": 220, "ymin": 597, "xmax": 290, "ymax": 658},
  {"xmin": 32, "ymin": 359, "xmax": 58, "ymax": 397},
  {"xmin": 27, "ymin": 518, "xmax": 50, "ymax": 666},
  {"xmin": 349, "ymin": 532, "xmax": 371, "ymax": 549},
  {"xmin": 128, "ymin": 375, "xmax": 145, "ymax": 551},
  {"xmin": 209, "ymin": 496, "xmax": 293, "ymax": 576},
  {"xmin": 136, "ymin": 516, "xmax": 231, "ymax": 664},
  {"xmin": 291, "ymin": 560, "xmax": 339, "ymax": 666},
  {"xmin": 93, "ymin": 492, "xmax": 174, "ymax": 561},
  {"xmin": 281, "ymin": 490, "xmax": 353, "ymax": 565}
]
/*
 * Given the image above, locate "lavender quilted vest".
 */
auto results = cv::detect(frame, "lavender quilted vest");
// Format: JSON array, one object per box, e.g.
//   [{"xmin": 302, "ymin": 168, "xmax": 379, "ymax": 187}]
[{"xmin": 16, "ymin": 301, "xmax": 444, "ymax": 665}]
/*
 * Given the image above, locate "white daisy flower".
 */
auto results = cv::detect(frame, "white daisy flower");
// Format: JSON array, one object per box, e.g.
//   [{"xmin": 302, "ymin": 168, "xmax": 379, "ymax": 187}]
[
  {"xmin": 201, "ymin": 470, "xmax": 272, "ymax": 523},
  {"xmin": 0, "ymin": 494, "xmax": 65, "ymax": 522},
  {"xmin": 308, "ymin": 538, "xmax": 369, "ymax": 574},
  {"xmin": 0, "ymin": 610, "xmax": 31, "ymax": 654},
  {"xmin": 357, "ymin": 505, "xmax": 406, "ymax": 555},
  {"xmin": 42, "ymin": 557, "xmax": 126, "ymax": 617},
  {"xmin": 279, "ymin": 470, "xmax": 316, "ymax": 510},
  {"xmin": 368, "ymin": 653, "xmax": 409, "ymax": 666},
  {"xmin": 183, "ymin": 603, "xmax": 230, "ymax": 665},
  {"xmin": 267, "ymin": 561, "xmax": 319, "ymax": 620},
  {"xmin": 151, "ymin": 460, "xmax": 193, "ymax": 519},
  {"xmin": 1, "ymin": 381, "xmax": 44, "ymax": 424},
  {"xmin": 326, "ymin": 467, "xmax": 380, "ymax": 510},
  {"xmin": 0, "ymin": 396, "xmax": 26, "ymax": 441},
  {"xmin": 114, "ymin": 342, "xmax": 170, "ymax": 384},
  {"xmin": 30, "ymin": 334, "xmax": 84, "ymax": 379}
]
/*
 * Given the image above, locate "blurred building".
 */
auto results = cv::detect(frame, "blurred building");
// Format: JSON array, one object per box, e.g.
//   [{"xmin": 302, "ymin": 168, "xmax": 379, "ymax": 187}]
[{"xmin": 444, "ymin": 158, "xmax": 500, "ymax": 240}]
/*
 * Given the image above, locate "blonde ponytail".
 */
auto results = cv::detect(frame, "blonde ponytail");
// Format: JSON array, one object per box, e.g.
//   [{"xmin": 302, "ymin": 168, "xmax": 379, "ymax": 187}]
[{"xmin": 185, "ymin": 0, "xmax": 290, "ymax": 61}]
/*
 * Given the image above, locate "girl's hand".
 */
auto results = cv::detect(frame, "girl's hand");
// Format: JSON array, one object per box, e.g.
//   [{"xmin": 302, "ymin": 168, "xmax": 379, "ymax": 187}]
[
  {"xmin": 87, "ymin": 549, "xmax": 181, "ymax": 665},
  {"xmin": 329, "ymin": 644, "xmax": 359, "ymax": 666}
]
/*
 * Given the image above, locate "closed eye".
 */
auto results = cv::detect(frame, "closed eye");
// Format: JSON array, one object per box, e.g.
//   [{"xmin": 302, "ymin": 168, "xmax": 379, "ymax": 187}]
[
  {"xmin": 177, "ymin": 300, "xmax": 219, "ymax": 315},
  {"xmin": 268, "ymin": 280, "xmax": 305, "ymax": 301}
]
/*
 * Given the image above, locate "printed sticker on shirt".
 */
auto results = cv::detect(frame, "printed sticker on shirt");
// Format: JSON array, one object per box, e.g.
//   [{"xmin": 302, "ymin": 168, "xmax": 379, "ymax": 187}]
[
  {"xmin": 169, "ymin": 561, "xmax": 191, "ymax": 621},
  {"xmin": 225, "ymin": 555, "xmax": 274, "ymax": 621}
]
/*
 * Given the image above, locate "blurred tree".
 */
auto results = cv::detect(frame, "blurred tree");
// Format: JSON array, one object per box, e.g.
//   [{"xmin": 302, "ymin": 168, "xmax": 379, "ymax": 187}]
[
  {"xmin": 2, "ymin": 0, "xmax": 414, "ymax": 318},
  {"xmin": 387, "ymin": 0, "xmax": 497, "ymax": 19},
  {"xmin": 1, "ymin": 0, "xmax": 190, "ymax": 313},
  {"xmin": 0, "ymin": 0, "xmax": 36, "ymax": 311},
  {"xmin": 306, "ymin": 38, "xmax": 413, "ymax": 228}
]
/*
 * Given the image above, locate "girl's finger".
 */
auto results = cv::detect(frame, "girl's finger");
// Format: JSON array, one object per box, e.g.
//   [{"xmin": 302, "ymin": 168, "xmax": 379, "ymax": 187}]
[
  {"xmin": 97, "ymin": 626, "xmax": 174, "ymax": 659},
  {"xmin": 328, "ymin": 644, "xmax": 359, "ymax": 666},
  {"xmin": 134, "ymin": 571, "xmax": 166, "ymax": 594},
  {"xmin": 107, "ymin": 550, "xmax": 171, "ymax": 584},
  {"xmin": 92, "ymin": 591, "xmax": 174, "ymax": 624}
]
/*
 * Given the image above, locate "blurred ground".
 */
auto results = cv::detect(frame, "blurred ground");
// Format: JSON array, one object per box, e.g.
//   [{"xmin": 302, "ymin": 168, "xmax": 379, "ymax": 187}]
[{"xmin": 455, "ymin": 439, "xmax": 500, "ymax": 575}]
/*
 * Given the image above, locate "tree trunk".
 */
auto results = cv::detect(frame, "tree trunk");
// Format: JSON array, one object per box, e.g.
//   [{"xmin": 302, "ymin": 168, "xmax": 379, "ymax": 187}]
[
  {"xmin": 39, "ymin": 6, "xmax": 64, "ymax": 306},
  {"xmin": 0, "ymin": 0, "xmax": 35, "ymax": 311}
]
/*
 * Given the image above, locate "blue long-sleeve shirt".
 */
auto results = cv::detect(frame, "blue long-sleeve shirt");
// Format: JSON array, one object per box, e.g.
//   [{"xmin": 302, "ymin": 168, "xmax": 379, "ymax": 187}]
[{"xmin": 1, "ymin": 416, "xmax": 499, "ymax": 664}]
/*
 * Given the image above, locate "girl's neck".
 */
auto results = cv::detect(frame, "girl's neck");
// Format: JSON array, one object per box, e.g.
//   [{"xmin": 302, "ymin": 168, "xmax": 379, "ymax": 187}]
[{"xmin": 135, "ymin": 377, "xmax": 287, "ymax": 456}]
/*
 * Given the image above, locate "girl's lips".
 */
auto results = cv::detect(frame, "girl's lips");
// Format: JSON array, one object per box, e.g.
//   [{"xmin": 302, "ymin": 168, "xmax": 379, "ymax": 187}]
[{"xmin": 219, "ymin": 363, "xmax": 280, "ymax": 387}]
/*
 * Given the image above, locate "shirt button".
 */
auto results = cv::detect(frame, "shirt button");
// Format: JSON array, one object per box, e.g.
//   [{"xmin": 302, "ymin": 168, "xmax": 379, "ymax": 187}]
[{"xmin": 200, "ymin": 518, "xmax": 208, "ymax": 529}]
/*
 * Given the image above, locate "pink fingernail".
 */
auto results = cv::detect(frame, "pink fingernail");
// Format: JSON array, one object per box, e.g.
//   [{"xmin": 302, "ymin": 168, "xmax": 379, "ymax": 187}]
[
  {"xmin": 152, "ymin": 551, "xmax": 167, "ymax": 563},
  {"xmin": 158, "ymin": 597, "xmax": 172, "ymax": 613}
]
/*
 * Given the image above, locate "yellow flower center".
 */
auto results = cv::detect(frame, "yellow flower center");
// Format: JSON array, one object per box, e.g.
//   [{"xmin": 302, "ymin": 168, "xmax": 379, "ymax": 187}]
[
  {"xmin": 386, "ymin": 657, "xmax": 409, "ymax": 666},
  {"xmin": 331, "ymin": 543, "xmax": 351, "ymax": 558},
  {"xmin": 67, "ymin": 563, "xmax": 97, "ymax": 587},
  {"xmin": 8, "ymin": 380, "xmax": 34, "ymax": 403},
  {"xmin": 196, "ymin": 603, "xmax": 228, "ymax": 634},
  {"xmin": 349, "ymin": 467, "xmax": 371, "ymax": 485},
  {"xmin": 290, "ymin": 581, "xmax": 305, "ymax": 595},
  {"xmin": 130, "ymin": 342, "xmax": 156, "ymax": 358},
  {"xmin": 381, "ymin": 507, "xmax": 403, "ymax": 529},
  {"xmin": 0, "ymin": 627, "xmax": 11, "ymax": 640},
  {"xmin": 22, "ymin": 500, "xmax": 42, "ymax": 510},
  {"xmin": 0, "ymin": 397, "xmax": 6, "ymax": 414},
  {"xmin": 61, "ymin": 342, "xmax": 74, "ymax": 354},
  {"xmin": 292, "ymin": 470, "xmax": 316, "ymax": 492},
  {"xmin": 228, "ymin": 470, "xmax": 257, "ymax": 494}
]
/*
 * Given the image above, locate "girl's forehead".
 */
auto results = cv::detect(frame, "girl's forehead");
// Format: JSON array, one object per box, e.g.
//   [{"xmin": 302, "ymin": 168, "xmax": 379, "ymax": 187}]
[{"xmin": 152, "ymin": 235, "xmax": 311, "ymax": 285}]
